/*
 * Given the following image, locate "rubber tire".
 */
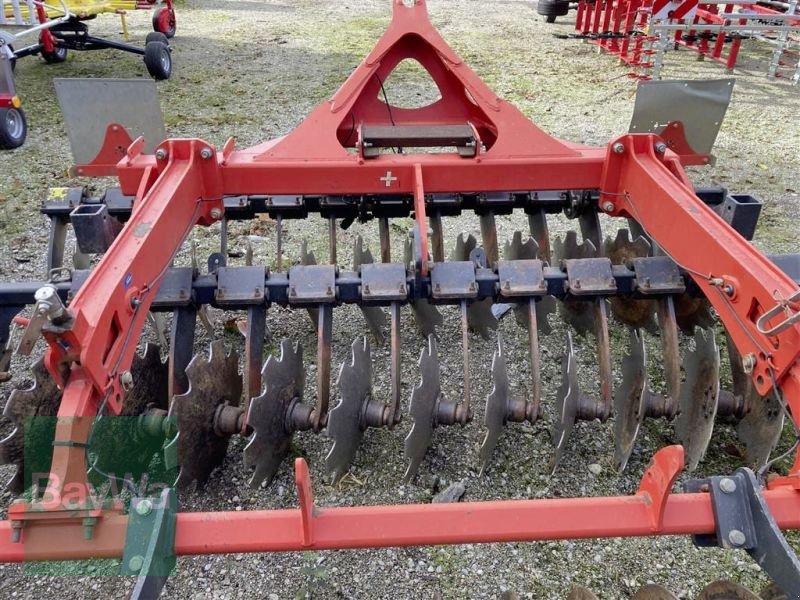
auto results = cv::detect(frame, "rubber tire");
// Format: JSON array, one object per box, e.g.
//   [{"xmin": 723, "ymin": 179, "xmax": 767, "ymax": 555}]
[
  {"xmin": 144, "ymin": 41, "xmax": 172, "ymax": 80},
  {"xmin": 152, "ymin": 7, "xmax": 176, "ymax": 39},
  {"xmin": 41, "ymin": 45, "xmax": 68, "ymax": 64},
  {"xmin": 146, "ymin": 31, "xmax": 170, "ymax": 46},
  {"xmin": 0, "ymin": 107, "xmax": 27, "ymax": 150},
  {"xmin": 537, "ymin": 0, "xmax": 570, "ymax": 21}
]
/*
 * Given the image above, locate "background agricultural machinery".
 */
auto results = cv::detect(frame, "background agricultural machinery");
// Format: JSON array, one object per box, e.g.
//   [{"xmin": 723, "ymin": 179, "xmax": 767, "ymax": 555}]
[
  {"xmin": 0, "ymin": 0, "xmax": 175, "ymax": 149},
  {"xmin": 0, "ymin": 0, "xmax": 799, "ymax": 598},
  {"xmin": 541, "ymin": 0, "xmax": 800, "ymax": 82}
]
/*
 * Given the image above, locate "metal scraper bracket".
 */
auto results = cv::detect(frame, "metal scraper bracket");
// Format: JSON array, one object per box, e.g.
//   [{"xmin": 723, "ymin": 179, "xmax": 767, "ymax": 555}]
[{"xmin": 1, "ymin": 0, "xmax": 800, "ymax": 589}]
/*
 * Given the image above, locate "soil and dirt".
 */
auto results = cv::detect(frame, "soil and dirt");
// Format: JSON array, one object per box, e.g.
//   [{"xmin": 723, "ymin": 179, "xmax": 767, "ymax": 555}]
[{"xmin": 0, "ymin": 0, "xmax": 798, "ymax": 598}]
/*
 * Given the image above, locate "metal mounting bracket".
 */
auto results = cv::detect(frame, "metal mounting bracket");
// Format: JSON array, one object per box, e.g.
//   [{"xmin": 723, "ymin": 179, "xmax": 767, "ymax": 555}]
[
  {"xmin": 687, "ymin": 468, "xmax": 800, "ymax": 596},
  {"xmin": 122, "ymin": 488, "xmax": 178, "ymax": 600}
]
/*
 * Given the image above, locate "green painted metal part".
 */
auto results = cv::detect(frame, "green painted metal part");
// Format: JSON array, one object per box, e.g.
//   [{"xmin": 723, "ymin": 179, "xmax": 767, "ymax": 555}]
[{"xmin": 122, "ymin": 487, "xmax": 178, "ymax": 599}]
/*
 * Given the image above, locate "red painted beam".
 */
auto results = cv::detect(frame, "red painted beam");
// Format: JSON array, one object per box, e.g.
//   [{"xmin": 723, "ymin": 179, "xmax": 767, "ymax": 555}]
[{"xmin": 1, "ymin": 487, "xmax": 798, "ymax": 562}]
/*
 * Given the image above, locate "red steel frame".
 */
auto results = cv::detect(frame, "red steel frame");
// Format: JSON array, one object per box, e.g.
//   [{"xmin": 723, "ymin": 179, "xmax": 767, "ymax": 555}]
[{"xmin": 1, "ymin": 0, "xmax": 799, "ymax": 562}]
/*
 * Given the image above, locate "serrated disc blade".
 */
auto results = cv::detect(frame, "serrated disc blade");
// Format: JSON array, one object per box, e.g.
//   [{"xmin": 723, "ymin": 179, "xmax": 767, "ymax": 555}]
[
  {"xmin": 760, "ymin": 583, "xmax": 788, "ymax": 600},
  {"xmin": 736, "ymin": 393, "xmax": 783, "ymax": 468},
  {"xmin": 674, "ymin": 327, "xmax": 720, "ymax": 471},
  {"xmin": 403, "ymin": 335, "xmax": 441, "ymax": 482},
  {"xmin": 614, "ymin": 328, "xmax": 647, "ymax": 473},
  {"xmin": 404, "ymin": 234, "xmax": 443, "ymax": 337},
  {"xmin": 726, "ymin": 333, "xmax": 784, "ymax": 468},
  {"xmin": 631, "ymin": 584, "xmax": 678, "ymax": 599},
  {"xmin": 606, "ymin": 230, "xmax": 658, "ymax": 329},
  {"xmin": 549, "ymin": 332, "xmax": 580, "ymax": 474},
  {"xmin": 325, "ymin": 337, "xmax": 371, "ymax": 484},
  {"xmin": 244, "ymin": 339, "xmax": 304, "ymax": 488},
  {"xmin": 167, "ymin": 340, "xmax": 242, "ymax": 490},
  {"xmin": 89, "ymin": 344, "xmax": 169, "ymax": 483},
  {"xmin": 554, "ymin": 231, "xmax": 600, "ymax": 337},
  {"xmin": 674, "ymin": 294, "xmax": 715, "ymax": 334},
  {"xmin": 479, "ymin": 335, "xmax": 509, "ymax": 476},
  {"xmin": 503, "ymin": 231, "xmax": 539, "ymax": 262},
  {"xmin": 697, "ymin": 580, "xmax": 760, "ymax": 600},
  {"xmin": 0, "ymin": 358, "xmax": 61, "ymax": 494},
  {"xmin": 566, "ymin": 586, "xmax": 599, "ymax": 600},
  {"xmin": 354, "ymin": 236, "xmax": 386, "ymax": 345}
]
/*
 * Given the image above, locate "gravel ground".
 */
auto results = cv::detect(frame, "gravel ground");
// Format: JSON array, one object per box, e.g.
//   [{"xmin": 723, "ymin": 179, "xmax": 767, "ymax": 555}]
[{"xmin": 1, "ymin": 0, "xmax": 799, "ymax": 598}]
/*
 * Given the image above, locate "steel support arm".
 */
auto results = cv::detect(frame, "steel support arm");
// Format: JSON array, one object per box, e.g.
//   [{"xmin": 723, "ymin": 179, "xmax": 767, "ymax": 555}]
[
  {"xmin": 601, "ymin": 136, "xmax": 800, "ymax": 448},
  {"xmin": 30, "ymin": 141, "xmax": 223, "ymax": 506}
]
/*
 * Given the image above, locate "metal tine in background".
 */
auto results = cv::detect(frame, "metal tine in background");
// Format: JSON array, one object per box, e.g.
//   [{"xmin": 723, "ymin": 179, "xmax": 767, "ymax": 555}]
[
  {"xmin": 527, "ymin": 205, "xmax": 552, "ymax": 265},
  {"xmin": 148, "ymin": 312, "xmax": 169, "ymax": 349},
  {"xmin": 553, "ymin": 230, "xmax": 613, "ymax": 419},
  {"xmin": 312, "ymin": 303, "xmax": 333, "ymax": 432},
  {"xmin": 429, "ymin": 210, "xmax": 445, "ymax": 264},
  {"xmin": 577, "ymin": 206, "xmax": 604, "ymax": 258},
  {"xmin": 479, "ymin": 334, "xmax": 540, "ymax": 475},
  {"xmin": 275, "ymin": 214, "xmax": 284, "ymax": 272},
  {"xmin": 378, "ymin": 216, "xmax": 391, "ymax": 263},
  {"xmin": 725, "ymin": 333, "xmax": 784, "ymax": 467},
  {"xmin": 0, "ymin": 357, "xmax": 62, "ymax": 494},
  {"xmin": 245, "ymin": 339, "xmax": 307, "ymax": 488},
  {"xmin": 169, "ymin": 306, "xmax": 197, "ymax": 400},
  {"xmin": 328, "ymin": 216, "xmax": 338, "ymax": 265},
  {"xmin": 674, "ymin": 328, "xmax": 720, "ymax": 471},
  {"xmin": 300, "ymin": 239, "xmax": 319, "ymax": 329},
  {"xmin": 242, "ymin": 301, "xmax": 267, "ymax": 431},
  {"xmin": 404, "ymin": 335, "xmax": 471, "ymax": 482},
  {"xmin": 354, "ymin": 235, "xmax": 387, "ymax": 345},
  {"xmin": 504, "ymin": 231, "xmax": 555, "ymax": 336},
  {"xmin": 478, "ymin": 209, "xmax": 499, "ymax": 268},
  {"xmin": 165, "ymin": 341, "xmax": 242, "ymax": 491},
  {"xmin": 404, "ymin": 230, "xmax": 442, "ymax": 337},
  {"xmin": 452, "ymin": 233, "xmax": 497, "ymax": 340}
]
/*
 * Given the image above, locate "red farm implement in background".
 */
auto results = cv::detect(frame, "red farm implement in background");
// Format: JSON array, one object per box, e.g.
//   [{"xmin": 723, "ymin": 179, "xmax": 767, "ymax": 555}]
[
  {"xmin": 568, "ymin": 0, "xmax": 800, "ymax": 81},
  {"xmin": 0, "ymin": 1, "xmax": 799, "ymax": 598}
]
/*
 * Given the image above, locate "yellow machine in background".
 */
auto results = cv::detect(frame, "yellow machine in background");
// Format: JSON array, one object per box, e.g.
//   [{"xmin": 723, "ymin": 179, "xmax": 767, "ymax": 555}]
[{"xmin": 0, "ymin": 0, "xmax": 175, "ymax": 148}]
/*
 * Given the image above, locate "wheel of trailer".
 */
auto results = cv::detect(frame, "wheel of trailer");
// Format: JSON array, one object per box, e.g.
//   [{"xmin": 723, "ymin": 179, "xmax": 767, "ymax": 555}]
[
  {"xmin": 152, "ymin": 6, "xmax": 176, "ymax": 39},
  {"xmin": 40, "ymin": 44, "xmax": 68, "ymax": 64},
  {"xmin": 0, "ymin": 107, "xmax": 27, "ymax": 150},
  {"xmin": 537, "ymin": 0, "xmax": 569, "ymax": 22},
  {"xmin": 145, "ymin": 31, "xmax": 170, "ymax": 46},
  {"xmin": 144, "ymin": 41, "xmax": 172, "ymax": 80}
]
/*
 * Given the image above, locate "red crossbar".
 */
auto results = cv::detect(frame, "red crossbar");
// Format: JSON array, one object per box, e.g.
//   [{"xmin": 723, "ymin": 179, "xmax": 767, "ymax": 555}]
[{"xmin": 2, "ymin": 449, "xmax": 799, "ymax": 562}]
